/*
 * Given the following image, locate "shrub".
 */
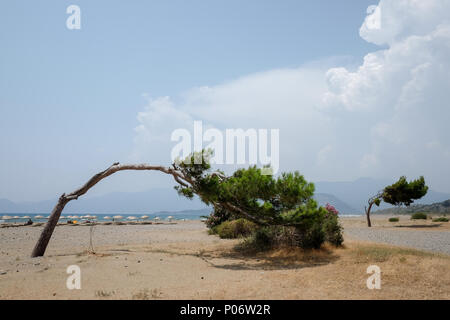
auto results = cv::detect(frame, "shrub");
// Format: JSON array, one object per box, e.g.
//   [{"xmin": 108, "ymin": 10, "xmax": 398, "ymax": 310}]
[
  {"xmin": 432, "ymin": 217, "xmax": 449, "ymax": 222},
  {"xmin": 238, "ymin": 216, "xmax": 344, "ymax": 251},
  {"xmin": 411, "ymin": 212, "xmax": 427, "ymax": 220},
  {"xmin": 322, "ymin": 213, "xmax": 344, "ymax": 246},
  {"xmin": 389, "ymin": 217, "xmax": 399, "ymax": 222},
  {"xmin": 212, "ymin": 218, "xmax": 258, "ymax": 239},
  {"xmin": 295, "ymin": 223, "xmax": 325, "ymax": 249},
  {"xmin": 325, "ymin": 203, "xmax": 339, "ymax": 215},
  {"xmin": 250, "ymin": 227, "xmax": 276, "ymax": 250},
  {"xmin": 233, "ymin": 205, "xmax": 345, "ymax": 251},
  {"xmin": 204, "ymin": 207, "xmax": 235, "ymax": 229}
]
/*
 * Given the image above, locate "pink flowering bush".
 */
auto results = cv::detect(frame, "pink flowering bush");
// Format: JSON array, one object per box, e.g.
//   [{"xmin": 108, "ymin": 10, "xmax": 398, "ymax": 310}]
[
  {"xmin": 323, "ymin": 203, "xmax": 343, "ymax": 246},
  {"xmin": 325, "ymin": 203, "xmax": 339, "ymax": 215}
]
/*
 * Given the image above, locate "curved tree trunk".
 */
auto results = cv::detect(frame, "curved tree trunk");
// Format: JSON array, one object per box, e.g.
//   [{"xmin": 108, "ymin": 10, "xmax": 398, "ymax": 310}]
[
  {"xmin": 31, "ymin": 195, "xmax": 69, "ymax": 257},
  {"xmin": 31, "ymin": 162, "xmax": 191, "ymax": 257},
  {"xmin": 365, "ymin": 202, "xmax": 373, "ymax": 227}
]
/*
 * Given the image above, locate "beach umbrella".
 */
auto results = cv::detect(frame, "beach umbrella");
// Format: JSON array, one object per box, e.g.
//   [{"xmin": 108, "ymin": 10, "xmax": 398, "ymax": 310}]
[
  {"xmin": 35, "ymin": 215, "xmax": 44, "ymax": 219},
  {"xmin": 23, "ymin": 216, "xmax": 31, "ymax": 219},
  {"xmin": 72, "ymin": 215, "xmax": 79, "ymax": 219},
  {"xmin": 113, "ymin": 215, "xmax": 123, "ymax": 221},
  {"xmin": 2, "ymin": 215, "xmax": 12, "ymax": 220},
  {"xmin": 91, "ymin": 215, "xmax": 97, "ymax": 219},
  {"xmin": 104, "ymin": 216, "xmax": 111, "ymax": 220},
  {"xmin": 167, "ymin": 216, "xmax": 174, "ymax": 222},
  {"xmin": 141, "ymin": 215, "xmax": 149, "ymax": 220},
  {"xmin": 154, "ymin": 217, "xmax": 160, "ymax": 221},
  {"xmin": 127, "ymin": 216, "xmax": 137, "ymax": 220}
]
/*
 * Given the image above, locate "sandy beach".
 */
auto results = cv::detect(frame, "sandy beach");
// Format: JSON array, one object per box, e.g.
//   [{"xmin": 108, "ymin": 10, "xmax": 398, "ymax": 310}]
[{"xmin": 0, "ymin": 216, "xmax": 449, "ymax": 300}]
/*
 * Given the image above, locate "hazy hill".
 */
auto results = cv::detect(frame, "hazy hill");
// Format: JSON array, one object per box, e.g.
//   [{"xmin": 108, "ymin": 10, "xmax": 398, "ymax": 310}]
[
  {"xmin": 1, "ymin": 178, "xmax": 448, "ymax": 215},
  {"xmin": 373, "ymin": 199, "xmax": 450, "ymax": 215},
  {"xmin": 315, "ymin": 177, "xmax": 450, "ymax": 212},
  {"xmin": 0, "ymin": 191, "xmax": 358, "ymax": 215},
  {"xmin": 0, "ymin": 189, "xmax": 207, "ymax": 214},
  {"xmin": 314, "ymin": 193, "xmax": 358, "ymax": 214}
]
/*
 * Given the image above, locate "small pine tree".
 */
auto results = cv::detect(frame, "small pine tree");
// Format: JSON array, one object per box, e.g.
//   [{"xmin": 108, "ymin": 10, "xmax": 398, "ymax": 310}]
[{"xmin": 365, "ymin": 176, "xmax": 428, "ymax": 227}]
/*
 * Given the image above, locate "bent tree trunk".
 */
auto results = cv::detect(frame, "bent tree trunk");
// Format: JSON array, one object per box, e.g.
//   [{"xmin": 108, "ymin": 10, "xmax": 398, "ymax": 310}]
[
  {"xmin": 365, "ymin": 202, "xmax": 374, "ymax": 228},
  {"xmin": 31, "ymin": 162, "xmax": 192, "ymax": 257}
]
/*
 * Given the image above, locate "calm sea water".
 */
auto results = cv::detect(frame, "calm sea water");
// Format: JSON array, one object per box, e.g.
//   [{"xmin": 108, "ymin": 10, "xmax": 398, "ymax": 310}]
[
  {"xmin": 0, "ymin": 212, "xmax": 362, "ymax": 224},
  {"xmin": 0, "ymin": 212, "xmax": 206, "ymax": 223}
]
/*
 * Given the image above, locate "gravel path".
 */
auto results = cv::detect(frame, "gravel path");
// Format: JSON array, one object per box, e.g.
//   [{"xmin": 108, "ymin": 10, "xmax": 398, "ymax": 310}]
[{"xmin": 344, "ymin": 227, "xmax": 450, "ymax": 255}]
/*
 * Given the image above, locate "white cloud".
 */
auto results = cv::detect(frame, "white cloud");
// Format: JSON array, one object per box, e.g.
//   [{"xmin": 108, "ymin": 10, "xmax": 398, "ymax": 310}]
[
  {"xmin": 317, "ymin": 145, "xmax": 333, "ymax": 166},
  {"xmin": 133, "ymin": 0, "xmax": 450, "ymax": 192},
  {"xmin": 133, "ymin": 67, "xmax": 336, "ymax": 178},
  {"xmin": 132, "ymin": 96, "xmax": 194, "ymax": 164},
  {"xmin": 324, "ymin": 0, "xmax": 450, "ymax": 191}
]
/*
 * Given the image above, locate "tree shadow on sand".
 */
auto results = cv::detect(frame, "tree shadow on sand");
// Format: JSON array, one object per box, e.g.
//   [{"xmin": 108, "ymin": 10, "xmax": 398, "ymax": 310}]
[
  {"xmin": 207, "ymin": 245, "xmax": 340, "ymax": 271},
  {"xmin": 394, "ymin": 224, "xmax": 442, "ymax": 229},
  {"xmin": 137, "ymin": 244, "xmax": 341, "ymax": 271}
]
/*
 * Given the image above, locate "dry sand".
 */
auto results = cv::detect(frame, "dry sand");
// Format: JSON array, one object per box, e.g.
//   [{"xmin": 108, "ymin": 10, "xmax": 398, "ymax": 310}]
[{"xmin": 0, "ymin": 217, "xmax": 449, "ymax": 300}]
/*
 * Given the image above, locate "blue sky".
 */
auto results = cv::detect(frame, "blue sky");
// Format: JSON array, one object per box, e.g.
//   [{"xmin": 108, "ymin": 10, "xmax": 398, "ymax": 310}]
[{"xmin": 2, "ymin": 0, "xmax": 450, "ymax": 202}]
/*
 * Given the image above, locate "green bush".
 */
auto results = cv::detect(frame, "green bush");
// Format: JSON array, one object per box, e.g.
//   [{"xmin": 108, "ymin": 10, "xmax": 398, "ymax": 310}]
[
  {"xmin": 322, "ymin": 213, "xmax": 344, "ymax": 247},
  {"xmin": 411, "ymin": 212, "xmax": 428, "ymax": 220},
  {"xmin": 432, "ymin": 217, "xmax": 449, "ymax": 222},
  {"xmin": 204, "ymin": 207, "xmax": 236, "ymax": 229},
  {"xmin": 296, "ymin": 224, "xmax": 324, "ymax": 249},
  {"xmin": 212, "ymin": 218, "xmax": 258, "ymax": 239},
  {"xmin": 249, "ymin": 227, "xmax": 276, "ymax": 250},
  {"xmin": 238, "ymin": 216, "xmax": 344, "ymax": 251},
  {"xmin": 209, "ymin": 204, "xmax": 344, "ymax": 251},
  {"xmin": 389, "ymin": 217, "xmax": 399, "ymax": 222},
  {"xmin": 238, "ymin": 226, "xmax": 288, "ymax": 252}
]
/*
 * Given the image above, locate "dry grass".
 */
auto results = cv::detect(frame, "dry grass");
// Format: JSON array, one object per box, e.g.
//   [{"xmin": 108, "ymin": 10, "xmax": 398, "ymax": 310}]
[
  {"xmin": 132, "ymin": 288, "xmax": 163, "ymax": 300},
  {"xmin": 125, "ymin": 240, "xmax": 450, "ymax": 299}
]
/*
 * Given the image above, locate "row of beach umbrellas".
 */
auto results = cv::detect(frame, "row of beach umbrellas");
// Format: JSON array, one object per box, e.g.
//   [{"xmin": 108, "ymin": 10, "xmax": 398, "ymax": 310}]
[
  {"xmin": 102, "ymin": 215, "xmax": 173, "ymax": 221},
  {"xmin": 1, "ymin": 215, "xmax": 178, "ymax": 222}
]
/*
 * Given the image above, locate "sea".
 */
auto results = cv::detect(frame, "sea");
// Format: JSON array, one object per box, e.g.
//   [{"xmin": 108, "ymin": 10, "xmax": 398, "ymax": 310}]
[
  {"xmin": 0, "ymin": 211, "xmax": 363, "ymax": 224},
  {"xmin": 0, "ymin": 211, "xmax": 208, "ymax": 223}
]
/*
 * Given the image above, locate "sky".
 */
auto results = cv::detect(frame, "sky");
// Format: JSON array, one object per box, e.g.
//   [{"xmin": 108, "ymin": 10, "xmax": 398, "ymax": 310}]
[{"xmin": 1, "ymin": 0, "xmax": 449, "ymax": 202}]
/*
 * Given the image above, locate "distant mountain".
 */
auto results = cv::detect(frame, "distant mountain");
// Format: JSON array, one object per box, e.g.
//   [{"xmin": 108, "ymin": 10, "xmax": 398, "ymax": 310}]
[
  {"xmin": 2, "ymin": 178, "xmax": 448, "ymax": 215},
  {"xmin": 0, "ymin": 189, "xmax": 207, "ymax": 214},
  {"xmin": 314, "ymin": 193, "xmax": 358, "ymax": 214},
  {"xmin": 374, "ymin": 199, "xmax": 450, "ymax": 215},
  {"xmin": 0, "ymin": 190, "xmax": 356, "ymax": 215},
  {"xmin": 0, "ymin": 199, "xmax": 17, "ymax": 212},
  {"xmin": 315, "ymin": 177, "xmax": 450, "ymax": 213}
]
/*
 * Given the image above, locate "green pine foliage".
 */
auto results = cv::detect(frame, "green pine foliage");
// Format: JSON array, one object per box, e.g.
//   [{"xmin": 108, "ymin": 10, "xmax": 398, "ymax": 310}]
[{"xmin": 172, "ymin": 150, "xmax": 344, "ymax": 250}]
